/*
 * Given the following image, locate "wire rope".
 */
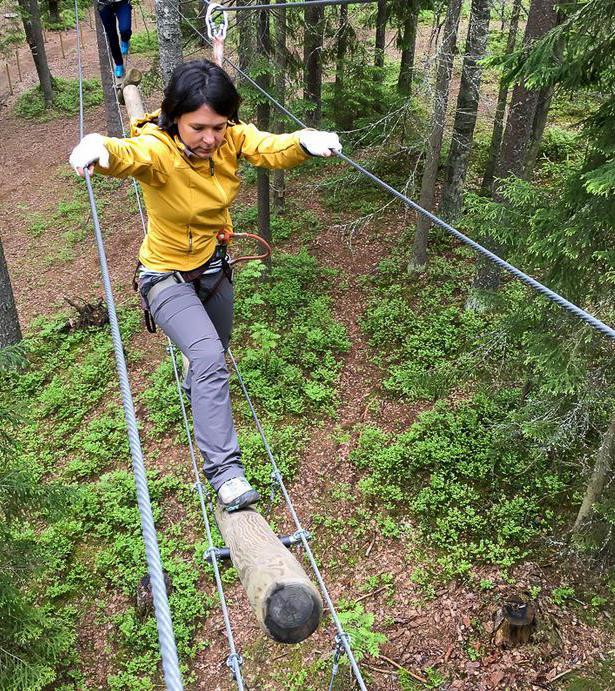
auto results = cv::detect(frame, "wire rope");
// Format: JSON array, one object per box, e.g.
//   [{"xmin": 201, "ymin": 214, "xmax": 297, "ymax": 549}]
[
  {"xmin": 96, "ymin": 30, "xmax": 247, "ymax": 687},
  {"xmin": 179, "ymin": 8, "xmax": 615, "ymax": 344},
  {"xmin": 73, "ymin": 3, "xmax": 184, "ymax": 688}
]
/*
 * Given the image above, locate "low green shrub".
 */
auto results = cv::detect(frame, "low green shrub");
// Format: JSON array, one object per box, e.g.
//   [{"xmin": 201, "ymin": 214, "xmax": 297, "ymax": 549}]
[{"xmin": 14, "ymin": 77, "xmax": 102, "ymax": 120}]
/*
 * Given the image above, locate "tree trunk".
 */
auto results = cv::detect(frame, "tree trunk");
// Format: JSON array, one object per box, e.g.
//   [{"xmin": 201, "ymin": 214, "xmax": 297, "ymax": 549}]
[
  {"xmin": 495, "ymin": 0, "xmax": 559, "ymax": 184},
  {"xmin": 155, "ymin": 0, "xmax": 182, "ymax": 87},
  {"xmin": 95, "ymin": 10, "xmax": 123, "ymax": 137},
  {"xmin": 440, "ymin": 0, "xmax": 491, "ymax": 222},
  {"xmin": 304, "ymin": 0, "xmax": 324, "ymax": 127},
  {"xmin": 471, "ymin": 0, "xmax": 558, "ymax": 297},
  {"xmin": 48, "ymin": 0, "xmax": 60, "ymax": 25},
  {"xmin": 480, "ymin": 0, "xmax": 522, "ymax": 194},
  {"xmin": 272, "ymin": 0, "xmax": 287, "ymax": 212},
  {"xmin": 397, "ymin": 0, "xmax": 419, "ymax": 96},
  {"xmin": 17, "ymin": 0, "xmax": 53, "ymax": 105},
  {"xmin": 334, "ymin": 4, "xmax": 351, "ymax": 129},
  {"xmin": 238, "ymin": 3, "xmax": 255, "ymax": 82},
  {"xmin": 409, "ymin": 0, "xmax": 462, "ymax": 272},
  {"xmin": 0, "ymin": 238, "xmax": 22, "ymax": 347},
  {"xmin": 524, "ymin": 84, "xmax": 555, "ymax": 177},
  {"xmin": 374, "ymin": 0, "xmax": 387, "ymax": 74},
  {"xmin": 573, "ymin": 412, "xmax": 615, "ymax": 534},
  {"xmin": 257, "ymin": 9, "xmax": 272, "ymax": 271}
]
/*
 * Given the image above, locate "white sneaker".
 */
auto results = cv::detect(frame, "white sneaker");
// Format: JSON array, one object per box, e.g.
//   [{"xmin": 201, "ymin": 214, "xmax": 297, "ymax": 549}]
[{"xmin": 218, "ymin": 477, "xmax": 260, "ymax": 512}]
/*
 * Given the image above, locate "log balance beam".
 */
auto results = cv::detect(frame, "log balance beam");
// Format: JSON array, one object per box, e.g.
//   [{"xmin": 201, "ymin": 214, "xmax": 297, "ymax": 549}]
[
  {"xmin": 215, "ymin": 503, "xmax": 323, "ymax": 643},
  {"xmin": 118, "ymin": 68, "xmax": 322, "ymax": 644},
  {"xmin": 118, "ymin": 67, "xmax": 145, "ymax": 120}
]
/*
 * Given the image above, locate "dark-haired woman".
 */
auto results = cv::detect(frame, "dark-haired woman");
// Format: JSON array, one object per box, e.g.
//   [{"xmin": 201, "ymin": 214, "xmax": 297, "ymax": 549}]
[{"xmin": 69, "ymin": 60, "xmax": 341, "ymax": 512}]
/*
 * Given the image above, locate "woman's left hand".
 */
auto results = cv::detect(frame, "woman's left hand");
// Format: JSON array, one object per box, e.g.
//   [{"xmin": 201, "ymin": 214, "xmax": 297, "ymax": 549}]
[{"xmin": 299, "ymin": 130, "xmax": 342, "ymax": 157}]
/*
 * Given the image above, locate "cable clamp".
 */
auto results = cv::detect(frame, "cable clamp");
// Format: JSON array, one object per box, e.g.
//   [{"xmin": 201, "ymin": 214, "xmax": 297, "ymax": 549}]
[
  {"xmin": 226, "ymin": 652, "xmax": 243, "ymax": 673},
  {"xmin": 335, "ymin": 631, "xmax": 351, "ymax": 650},
  {"xmin": 206, "ymin": 3, "xmax": 228, "ymax": 40},
  {"xmin": 194, "ymin": 481, "xmax": 204, "ymax": 492},
  {"xmin": 290, "ymin": 528, "xmax": 311, "ymax": 545},
  {"xmin": 204, "ymin": 546, "xmax": 221, "ymax": 563}
]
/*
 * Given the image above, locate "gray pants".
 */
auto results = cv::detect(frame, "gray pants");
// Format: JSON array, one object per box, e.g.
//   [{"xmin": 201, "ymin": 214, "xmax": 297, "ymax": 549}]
[{"xmin": 142, "ymin": 272, "xmax": 244, "ymax": 492}]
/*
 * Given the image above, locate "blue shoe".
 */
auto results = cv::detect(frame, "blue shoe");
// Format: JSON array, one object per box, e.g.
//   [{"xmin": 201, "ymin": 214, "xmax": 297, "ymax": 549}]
[
  {"xmin": 120, "ymin": 40, "xmax": 130, "ymax": 55},
  {"xmin": 114, "ymin": 64, "xmax": 125, "ymax": 79}
]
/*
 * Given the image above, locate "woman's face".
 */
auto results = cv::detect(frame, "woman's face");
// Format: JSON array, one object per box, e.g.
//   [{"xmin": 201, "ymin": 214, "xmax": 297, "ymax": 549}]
[{"xmin": 176, "ymin": 103, "xmax": 228, "ymax": 158}]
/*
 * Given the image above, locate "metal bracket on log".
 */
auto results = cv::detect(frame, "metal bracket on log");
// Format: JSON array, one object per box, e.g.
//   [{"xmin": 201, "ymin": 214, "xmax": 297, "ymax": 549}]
[
  {"xmin": 204, "ymin": 529, "xmax": 310, "ymax": 562},
  {"xmin": 214, "ymin": 503, "xmax": 322, "ymax": 644}
]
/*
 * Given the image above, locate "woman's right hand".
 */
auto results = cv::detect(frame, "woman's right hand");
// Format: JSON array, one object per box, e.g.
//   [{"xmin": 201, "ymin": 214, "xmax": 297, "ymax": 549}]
[{"xmin": 69, "ymin": 133, "xmax": 110, "ymax": 177}]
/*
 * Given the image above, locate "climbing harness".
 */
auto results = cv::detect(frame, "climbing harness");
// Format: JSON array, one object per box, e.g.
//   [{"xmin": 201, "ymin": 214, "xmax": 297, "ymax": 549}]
[{"xmin": 133, "ymin": 229, "xmax": 272, "ymax": 334}]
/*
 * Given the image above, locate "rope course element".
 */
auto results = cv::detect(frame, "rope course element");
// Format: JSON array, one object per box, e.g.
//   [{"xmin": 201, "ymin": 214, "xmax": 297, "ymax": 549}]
[
  {"xmin": 227, "ymin": 350, "xmax": 368, "ymax": 691},
  {"xmin": 73, "ymin": 4, "xmax": 184, "ymax": 689},
  {"xmin": 180, "ymin": 8, "xmax": 615, "ymax": 344},
  {"xmin": 96, "ymin": 32, "xmax": 248, "ymax": 688},
  {"xmin": 211, "ymin": 0, "xmax": 380, "ymax": 11}
]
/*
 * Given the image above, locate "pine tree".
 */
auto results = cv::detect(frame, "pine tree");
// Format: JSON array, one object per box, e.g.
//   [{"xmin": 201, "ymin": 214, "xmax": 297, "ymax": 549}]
[
  {"xmin": 409, "ymin": 0, "xmax": 463, "ymax": 272},
  {"xmin": 17, "ymin": 0, "xmax": 53, "ymax": 105},
  {"xmin": 0, "ymin": 238, "xmax": 21, "ymax": 347},
  {"xmin": 155, "ymin": 0, "xmax": 182, "ymax": 86},
  {"xmin": 440, "ymin": 0, "xmax": 491, "ymax": 221},
  {"xmin": 304, "ymin": 0, "xmax": 325, "ymax": 126}
]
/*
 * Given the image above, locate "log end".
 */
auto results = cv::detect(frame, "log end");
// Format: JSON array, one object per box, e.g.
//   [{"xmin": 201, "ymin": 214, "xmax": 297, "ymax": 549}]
[{"xmin": 263, "ymin": 582, "xmax": 322, "ymax": 644}]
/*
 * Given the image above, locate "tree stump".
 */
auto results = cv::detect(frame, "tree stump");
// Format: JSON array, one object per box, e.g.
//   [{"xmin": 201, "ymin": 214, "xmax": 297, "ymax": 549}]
[
  {"xmin": 493, "ymin": 600, "xmax": 536, "ymax": 647},
  {"xmin": 136, "ymin": 571, "xmax": 173, "ymax": 620}
]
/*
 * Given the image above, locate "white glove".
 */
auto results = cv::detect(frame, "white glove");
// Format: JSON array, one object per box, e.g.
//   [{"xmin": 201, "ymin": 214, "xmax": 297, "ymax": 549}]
[
  {"xmin": 69, "ymin": 133, "xmax": 110, "ymax": 176},
  {"xmin": 299, "ymin": 129, "xmax": 342, "ymax": 157}
]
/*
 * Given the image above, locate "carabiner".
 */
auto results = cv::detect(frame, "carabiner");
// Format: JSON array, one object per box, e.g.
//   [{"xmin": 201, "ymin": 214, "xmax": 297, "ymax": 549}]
[
  {"xmin": 205, "ymin": 2, "xmax": 228, "ymax": 40},
  {"xmin": 216, "ymin": 229, "xmax": 272, "ymax": 266}
]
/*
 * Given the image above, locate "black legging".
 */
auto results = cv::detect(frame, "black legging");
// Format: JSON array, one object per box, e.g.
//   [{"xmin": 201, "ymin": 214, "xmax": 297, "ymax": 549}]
[{"xmin": 98, "ymin": 0, "xmax": 132, "ymax": 66}]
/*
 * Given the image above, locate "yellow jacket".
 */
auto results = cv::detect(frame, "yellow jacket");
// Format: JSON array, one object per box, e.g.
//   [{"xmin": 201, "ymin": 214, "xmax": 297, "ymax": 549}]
[{"xmin": 97, "ymin": 113, "xmax": 310, "ymax": 271}]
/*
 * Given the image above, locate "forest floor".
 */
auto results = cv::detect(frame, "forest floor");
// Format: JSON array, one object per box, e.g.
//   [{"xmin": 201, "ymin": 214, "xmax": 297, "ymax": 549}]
[{"xmin": 1, "ymin": 8, "xmax": 614, "ymax": 691}]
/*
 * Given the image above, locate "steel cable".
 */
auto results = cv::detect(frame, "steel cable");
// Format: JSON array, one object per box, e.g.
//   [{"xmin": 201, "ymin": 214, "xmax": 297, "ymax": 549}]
[
  {"xmin": 73, "ymin": 3, "xmax": 184, "ymax": 688},
  {"xmin": 180, "ymin": 8, "xmax": 615, "ymax": 343},
  {"xmin": 97, "ymin": 33, "xmax": 246, "ymax": 687}
]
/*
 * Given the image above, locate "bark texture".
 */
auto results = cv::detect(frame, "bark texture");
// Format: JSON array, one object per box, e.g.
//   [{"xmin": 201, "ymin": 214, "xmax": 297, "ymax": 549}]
[
  {"xmin": 334, "ymin": 3, "xmax": 351, "ymax": 128},
  {"xmin": 304, "ymin": 0, "xmax": 325, "ymax": 127},
  {"xmin": 440, "ymin": 0, "xmax": 491, "ymax": 221},
  {"xmin": 257, "ymin": 9, "xmax": 272, "ymax": 270},
  {"xmin": 481, "ymin": 0, "xmax": 522, "ymax": 194},
  {"xmin": 409, "ymin": 0, "xmax": 462, "ymax": 272},
  {"xmin": 0, "ymin": 238, "xmax": 22, "ymax": 347},
  {"xmin": 155, "ymin": 0, "xmax": 182, "ymax": 87},
  {"xmin": 374, "ymin": 0, "xmax": 387, "ymax": 72},
  {"xmin": 272, "ymin": 0, "xmax": 287, "ymax": 212},
  {"xmin": 573, "ymin": 413, "xmax": 615, "ymax": 533},
  {"xmin": 397, "ymin": 0, "xmax": 419, "ymax": 96},
  {"xmin": 17, "ymin": 0, "xmax": 53, "ymax": 104}
]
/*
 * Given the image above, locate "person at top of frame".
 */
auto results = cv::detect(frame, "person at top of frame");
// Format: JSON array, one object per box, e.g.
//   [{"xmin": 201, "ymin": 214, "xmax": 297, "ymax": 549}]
[
  {"xmin": 96, "ymin": 0, "xmax": 132, "ymax": 78},
  {"xmin": 69, "ymin": 59, "xmax": 341, "ymax": 512}
]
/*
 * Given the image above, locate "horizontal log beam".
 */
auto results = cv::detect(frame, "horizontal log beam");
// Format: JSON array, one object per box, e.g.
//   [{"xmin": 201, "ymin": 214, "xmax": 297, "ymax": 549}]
[{"xmin": 214, "ymin": 503, "xmax": 322, "ymax": 644}]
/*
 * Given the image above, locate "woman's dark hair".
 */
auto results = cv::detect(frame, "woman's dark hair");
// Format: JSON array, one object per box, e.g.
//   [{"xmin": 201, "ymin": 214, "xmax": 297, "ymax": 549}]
[{"xmin": 158, "ymin": 60, "xmax": 241, "ymax": 134}]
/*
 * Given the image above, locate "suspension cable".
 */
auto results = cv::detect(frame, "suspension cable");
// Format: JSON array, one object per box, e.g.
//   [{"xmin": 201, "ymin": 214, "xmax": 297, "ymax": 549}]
[
  {"xmin": 96, "ymin": 34, "xmax": 247, "ymax": 687},
  {"xmin": 74, "ymin": 4, "xmax": 184, "ymax": 688},
  {"xmin": 179, "ymin": 8, "xmax": 615, "ymax": 344}
]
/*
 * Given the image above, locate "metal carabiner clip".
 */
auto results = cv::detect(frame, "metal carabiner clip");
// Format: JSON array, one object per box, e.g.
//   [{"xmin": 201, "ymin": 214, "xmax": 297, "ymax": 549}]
[{"xmin": 205, "ymin": 2, "xmax": 228, "ymax": 40}]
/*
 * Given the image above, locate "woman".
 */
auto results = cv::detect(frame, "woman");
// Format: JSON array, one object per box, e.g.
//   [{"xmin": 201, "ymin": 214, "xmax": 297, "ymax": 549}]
[
  {"xmin": 96, "ymin": 0, "xmax": 132, "ymax": 78},
  {"xmin": 69, "ymin": 60, "xmax": 341, "ymax": 512}
]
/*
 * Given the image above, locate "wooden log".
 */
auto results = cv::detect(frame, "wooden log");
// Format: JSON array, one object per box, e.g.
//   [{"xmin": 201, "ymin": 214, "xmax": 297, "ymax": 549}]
[
  {"xmin": 120, "ymin": 67, "xmax": 145, "ymax": 120},
  {"xmin": 214, "ymin": 503, "xmax": 322, "ymax": 644}
]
